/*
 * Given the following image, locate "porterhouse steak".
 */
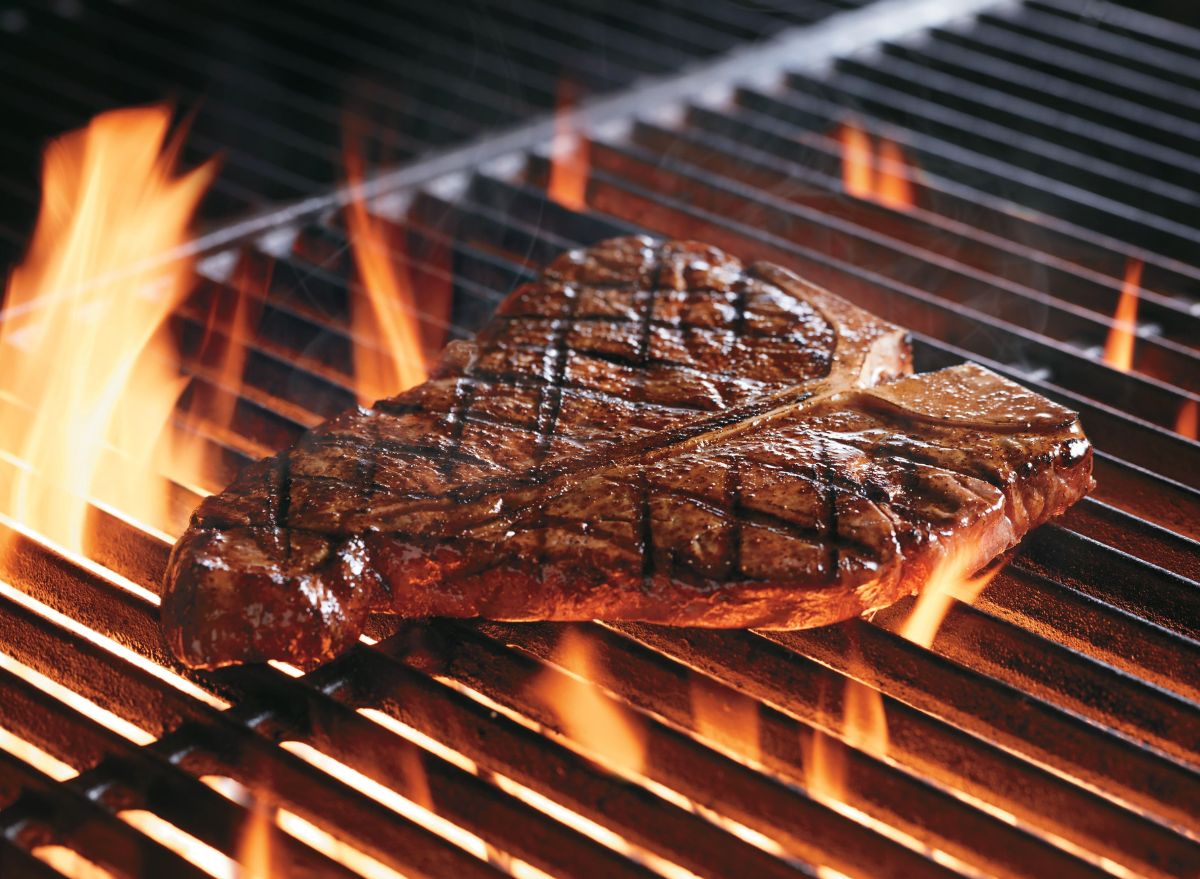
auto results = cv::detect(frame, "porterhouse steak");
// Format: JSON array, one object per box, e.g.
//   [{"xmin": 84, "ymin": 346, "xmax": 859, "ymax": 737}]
[
  {"xmin": 163, "ymin": 239, "xmax": 1092, "ymax": 671},
  {"xmin": 164, "ymin": 237, "xmax": 913, "ymax": 667}
]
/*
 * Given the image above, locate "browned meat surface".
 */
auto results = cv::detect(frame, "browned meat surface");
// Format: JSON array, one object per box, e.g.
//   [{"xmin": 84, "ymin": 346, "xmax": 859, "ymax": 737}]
[
  {"xmin": 313, "ymin": 363, "xmax": 1090, "ymax": 629},
  {"xmin": 163, "ymin": 236, "xmax": 914, "ymax": 668}
]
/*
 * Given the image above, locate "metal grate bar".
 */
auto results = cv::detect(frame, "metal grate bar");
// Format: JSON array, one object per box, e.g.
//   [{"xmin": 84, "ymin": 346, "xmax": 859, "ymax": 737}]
[
  {"xmin": 915, "ymin": 20, "xmax": 1200, "ymax": 146},
  {"xmin": 510, "ymin": 161, "xmax": 1200, "ymax": 472},
  {"xmin": 578, "ymin": 136, "xmax": 1200, "ymax": 392},
  {"xmin": 699, "ymin": 89, "xmax": 1200, "ymax": 295},
  {"xmin": 402, "ymin": 182, "xmax": 1200, "ymax": 535},
  {"xmin": 627, "ymin": 114, "xmax": 1200, "ymax": 352}
]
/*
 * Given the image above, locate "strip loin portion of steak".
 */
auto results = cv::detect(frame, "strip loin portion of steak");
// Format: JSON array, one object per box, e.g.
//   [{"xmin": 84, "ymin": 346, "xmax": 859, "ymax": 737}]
[{"xmin": 164, "ymin": 237, "xmax": 913, "ymax": 668}]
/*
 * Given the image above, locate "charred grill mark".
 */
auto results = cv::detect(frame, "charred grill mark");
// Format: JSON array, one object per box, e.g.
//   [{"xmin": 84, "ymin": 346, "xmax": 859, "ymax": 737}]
[
  {"xmin": 819, "ymin": 437, "xmax": 839, "ymax": 584},
  {"xmin": 357, "ymin": 411, "xmax": 383, "ymax": 504},
  {"xmin": 439, "ymin": 377, "xmax": 480, "ymax": 480},
  {"xmin": 371, "ymin": 398, "xmax": 426, "ymax": 418},
  {"xmin": 637, "ymin": 248, "xmax": 666, "ymax": 585},
  {"xmin": 530, "ymin": 278, "xmax": 586, "ymax": 567},
  {"xmin": 727, "ymin": 278, "xmax": 750, "ymax": 580},
  {"xmin": 273, "ymin": 454, "xmax": 293, "ymax": 562}
]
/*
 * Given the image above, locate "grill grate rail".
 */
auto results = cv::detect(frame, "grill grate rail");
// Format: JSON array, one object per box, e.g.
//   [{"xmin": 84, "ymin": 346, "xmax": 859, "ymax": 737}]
[
  {"xmin": 0, "ymin": 0, "xmax": 864, "ymax": 264},
  {"xmin": 2, "ymin": 1, "xmax": 1200, "ymax": 878}
]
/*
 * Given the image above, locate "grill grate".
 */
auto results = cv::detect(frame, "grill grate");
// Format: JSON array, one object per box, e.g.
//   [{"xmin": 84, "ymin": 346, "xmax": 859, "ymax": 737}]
[
  {"xmin": 0, "ymin": 0, "xmax": 866, "ymax": 266},
  {"xmin": 1, "ymin": 1, "xmax": 1199, "ymax": 878}
]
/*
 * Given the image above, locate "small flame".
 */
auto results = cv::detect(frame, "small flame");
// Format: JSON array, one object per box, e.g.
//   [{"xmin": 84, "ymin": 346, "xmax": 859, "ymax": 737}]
[
  {"xmin": 900, "ymin": 547, "xmax": 1004, "ymax": 649},
  {"xmin": 837, "ymin": 121, "xmax": 916, "ymax": 210},
  {"xmin": 238, "ymin": 795, "xmax": 276, "ymax": 879},
  {"xmin": 1177, "ymin": 399, "xmax": 1198, "ymax": 440},
  {"xmin": 837, "ymin": 122, "xmax": 873, "ymax": 201},
  {"xmin": 1102, "ymin": 258, "xmax": 1142, "ymax": 373},
  {"xmin": 537, "ymin": 628, "xmax": 645, "ymax": 775},
  {"xmin": 804, "ymin": 677, "xmax": 888, "ymax": 805},
  {"xmin": 548, "ymin": 80, "xmax": 589, "ymax": 211},
  {"xmin": 0, "ymin": 106, "xmax": 214, "ymax": 549},
  {"xmin": 343, "ymin": 147, "xmax": 427, "ymax": 406},
  {"xmin": 806, "ymin": 547, "xmax": 998, "ymax": 805},
  {"xmin": 874, "ymin": 138, "xmax": 915, "ymax": 211}
]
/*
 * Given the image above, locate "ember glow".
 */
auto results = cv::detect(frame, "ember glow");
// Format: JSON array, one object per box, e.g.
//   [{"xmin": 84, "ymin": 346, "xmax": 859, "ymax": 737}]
[
  {"xmin": 1174, "ymin": 399, "xmax": 1197, "ymax": 440},
  {"xmin": 548, "ymin": 80, "xmax": 590, "ymax": 212},
  {"xmin": 0, "ymin": 106, "xmax": 214, "ymax": 550},
  {"xmin": 32, "ymin": 846, "xmax": 119, "ymax": 879},
  {"xmin": 344, "ymin": 146, "xmax": 428, "ymax": 406},
  {"xmin": 690, "ymin": 679, "xmax": 761, "ymax": 766},
  {"xmin": 537, "ymin": 628, "xmax": 645, "ymax": 776},
  {"xmin": 1102, "ymin": 258, "xmax": 1142, "ymax": 373},
  {"xmin": 837, "ymin": 121, "xmax": 916, "ymax": 210}
]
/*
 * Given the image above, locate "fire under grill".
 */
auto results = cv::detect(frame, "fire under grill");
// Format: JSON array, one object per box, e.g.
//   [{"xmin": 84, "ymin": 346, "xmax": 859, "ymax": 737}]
[{"xmin": 1, "ymin": 1, "xmax": 1199, "ymax": 878}]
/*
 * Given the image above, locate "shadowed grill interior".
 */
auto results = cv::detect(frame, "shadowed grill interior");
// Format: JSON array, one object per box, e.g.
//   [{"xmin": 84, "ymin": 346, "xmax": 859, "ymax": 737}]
[{"xmin": 1, "ymin": 1, "xmax": 1198, "ymax": 878}]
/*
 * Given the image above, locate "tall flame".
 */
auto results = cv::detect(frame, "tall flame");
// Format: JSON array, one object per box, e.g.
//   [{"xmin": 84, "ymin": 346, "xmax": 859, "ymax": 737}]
[
  {"xmin": 1102, "ymin": 258, "xmax": 1142, "ymax": 373},
  {"xmin": 343, "ymin": 148, "xmax": 428, "ymax": 406},
  {"xmin": 537, "ymin": 629, "xmax": 645, "ymax": 775},
  {"xmin": 0, "ymin": 106, "xmax": 214, "ymax": 549},
  {"xmin": 548, "ymin": 80, "xmax": 589, "ymax": 211},
  {"xmin": 837, "ymin": 121, "xmax": 916, "ymax": 211},
  {"xmin": 239, "ymin": 795, "xmax": 277, "ymax": 879}
]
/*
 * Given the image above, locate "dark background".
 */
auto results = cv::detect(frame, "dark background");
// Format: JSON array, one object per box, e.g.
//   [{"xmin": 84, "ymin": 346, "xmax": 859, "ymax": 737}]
[{"xmin": 0, "ymin": 0, "xmax": 1191, "ymax": 269}]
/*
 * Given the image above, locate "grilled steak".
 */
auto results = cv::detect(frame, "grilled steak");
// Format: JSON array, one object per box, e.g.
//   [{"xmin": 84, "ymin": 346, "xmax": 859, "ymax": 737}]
[
  {"xmin": 289, "ymin": 363, "xmax": 1090, "ymax": 629},
  {"xmin": 164, "ymin": 236, "xmax": 913, "ymax": 668}
]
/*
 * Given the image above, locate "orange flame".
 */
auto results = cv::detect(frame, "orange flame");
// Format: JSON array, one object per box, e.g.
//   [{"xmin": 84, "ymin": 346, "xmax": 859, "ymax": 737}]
[
  {"xmin": 169, "ymin": 261, "xmax": 265, "ymax": 495},
  {"xmin": 343, "ymin": 149, "xmax": 428, "ymax": 407},
  {"xmin": 838, "ymin": 122, "xmax": 873, "ymax": 201},
  {"xmin": 1176, "ymin": 399, "xmax": 1198, "ymax": 440},
  {"xmin": 900, "ymin": 546, "xmax": 1004, "ymax": 649},
  {"xmin": 537, "ymin": 629, "xmax": 644, "ymax": 775},
  {"xmin": 837, "ymin": 121, "xmax": 916, "ymax": 211},
  {"xmin": 875, "ymin": 138, "xmax": 915, "ymax": 211},
  {"xmin": 804, "ymin": 677, "xmax": 888, "ymax": 805},
  {"xmin": 0, "ymin": 106, "xmax": 214, "ymax": 549},
  {"xmin": 239, "ymin": 795, "xmax": 277, "ymax": 879},
  {"xmin": 548, "ymin": 80, "xmax": 589, "ymax": 211},
  {"xmin": 1102, "ymin": 258, "xmax": 1142, "ymax": 373}
]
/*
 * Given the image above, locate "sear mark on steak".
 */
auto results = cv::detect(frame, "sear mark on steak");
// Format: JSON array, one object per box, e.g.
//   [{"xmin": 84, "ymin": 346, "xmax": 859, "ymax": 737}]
[{"xmin": 161, "ymin": 236, "xmax": 957, "ymax": 668}]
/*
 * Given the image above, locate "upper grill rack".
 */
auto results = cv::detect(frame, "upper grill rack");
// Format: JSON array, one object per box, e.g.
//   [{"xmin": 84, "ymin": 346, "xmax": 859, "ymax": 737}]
[
  {"xmin": 0, "ymin": 0, "xmax": 869, "ymax": 266},
  {"xmin": 2, "ymin": 1, "xmax": 1200, "ymax": 878}
]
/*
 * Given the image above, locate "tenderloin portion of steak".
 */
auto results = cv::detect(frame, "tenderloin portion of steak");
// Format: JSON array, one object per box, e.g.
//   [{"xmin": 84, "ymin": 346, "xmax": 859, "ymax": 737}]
[{"xmin": 163, "ymin": 237, "xmax": 913, "ymax": 668}]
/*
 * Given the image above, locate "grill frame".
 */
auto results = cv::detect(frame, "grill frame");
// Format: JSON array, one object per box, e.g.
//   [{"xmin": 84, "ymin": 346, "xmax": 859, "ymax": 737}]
[{"xmin": 1, "ymin": 1, "xmax": 1200, "ymax": 878}]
